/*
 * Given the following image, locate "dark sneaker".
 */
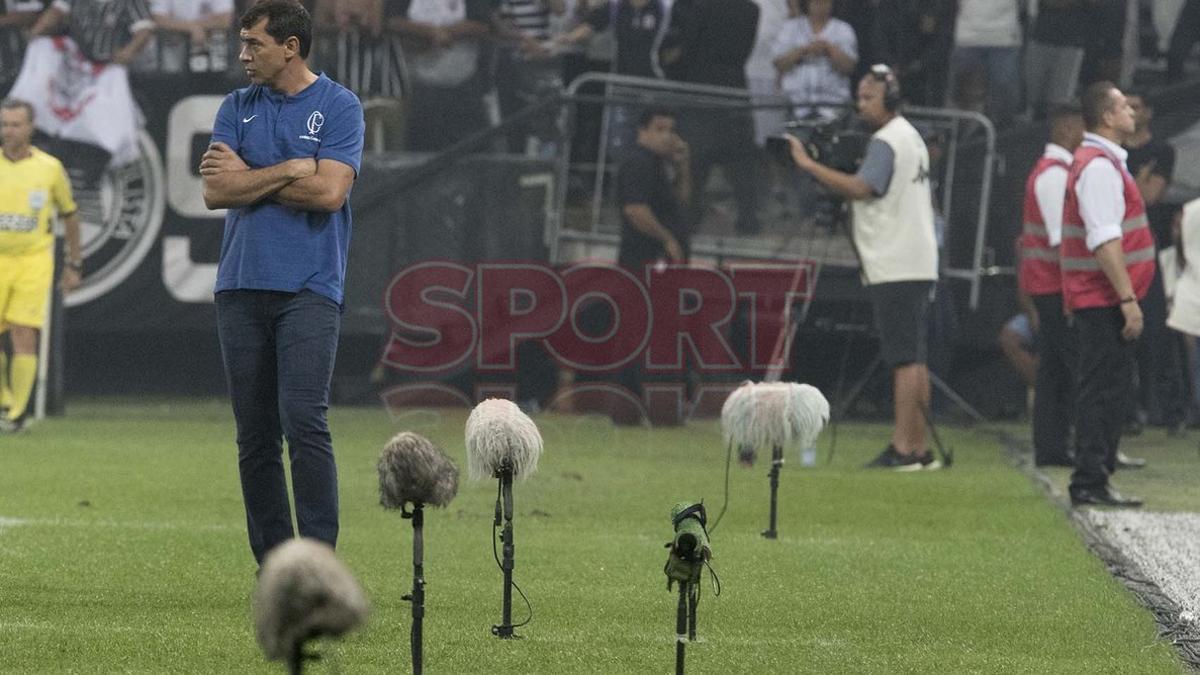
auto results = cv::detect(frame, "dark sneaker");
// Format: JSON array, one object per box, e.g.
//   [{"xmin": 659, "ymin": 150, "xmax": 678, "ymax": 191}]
[
  {"xmin": 0, "ymin": 416, "xmax": 26, "ymax": 434},
  {"xmin": 864, "ymin": 445, "xmax": 903, "ymax": 468}
]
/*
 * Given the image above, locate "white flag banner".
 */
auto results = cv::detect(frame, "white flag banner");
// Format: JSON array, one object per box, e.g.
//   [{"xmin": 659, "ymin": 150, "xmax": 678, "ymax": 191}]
[{"xmin": 6, "ymin": 36, "xmax": 144, "ymax": 166}]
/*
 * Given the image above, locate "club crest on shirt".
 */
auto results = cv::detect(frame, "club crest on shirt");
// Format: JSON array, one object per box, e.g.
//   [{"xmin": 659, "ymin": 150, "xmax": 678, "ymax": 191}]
[
  {"xmin": 28, "ymin": 189, "xmax": 47, "ymax": 211},
  {"xmin": 300, "ymin": 110, "xmax": 324, "ymax": 141}
]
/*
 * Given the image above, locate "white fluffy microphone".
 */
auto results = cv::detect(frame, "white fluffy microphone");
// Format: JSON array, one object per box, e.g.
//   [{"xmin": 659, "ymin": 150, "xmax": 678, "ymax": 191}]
[
  {"xmin": 464, "ymin": 399, "xmax": 543, "ymax": 481},
  {"xmin": 721, "ymin": 381, "xmax": 830, "ymax": 453}
]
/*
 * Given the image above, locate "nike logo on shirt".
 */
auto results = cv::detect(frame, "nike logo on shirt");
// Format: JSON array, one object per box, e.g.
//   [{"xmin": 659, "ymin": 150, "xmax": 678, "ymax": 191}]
[{"xmin": 243, "ymin": 115, "xmax": 258, "ymax": 123}]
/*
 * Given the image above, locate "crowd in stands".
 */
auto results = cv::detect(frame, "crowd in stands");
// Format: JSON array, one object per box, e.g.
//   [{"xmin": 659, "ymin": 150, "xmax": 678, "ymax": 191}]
[
  {"xmin": 2, "ymin": 0, "xmax": 1198, "ymax": 153},
  {"xmin": 3, "ymin": 0, "xmax": 1200, "ymax": 426}
]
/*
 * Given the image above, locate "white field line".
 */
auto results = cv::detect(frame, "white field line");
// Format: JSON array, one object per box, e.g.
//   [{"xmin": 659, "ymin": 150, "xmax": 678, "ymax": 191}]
[{"xmin": 0, "ymin": 515, "xmax": 236, "ymax": 534}]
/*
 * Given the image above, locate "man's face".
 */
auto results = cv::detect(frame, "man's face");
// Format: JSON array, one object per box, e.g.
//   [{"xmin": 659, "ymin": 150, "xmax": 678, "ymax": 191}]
[
  {"xmin": 0, "ymin": 107, "xmax": 33, "ymax": 150},
  {"xmin": 638, "ymin": 115, "xmax": 678, "ymax": 157},
  {"xmin": 856, "ymin": 77, "xmax": 889, "ymax": 128},
  {"xmin": 239, "ymin": 18, "xmax": 293, "ymax": 86},
  {"xmin": 1104, "ymin": 88, "xmax": 1137, "ymax": 138},
  {"xmin": 1054, "ymin": 113, "xmax": 1085, "ymax": 151},
  {"xmin": 1127, "ymin": 95, "xmax": 1151, "ymax": 131}
]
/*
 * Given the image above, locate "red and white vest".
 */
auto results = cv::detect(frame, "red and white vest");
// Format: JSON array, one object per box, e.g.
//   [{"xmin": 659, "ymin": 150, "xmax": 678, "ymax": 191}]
[
  {"xmin": 1018, "ymin": 155, "xmax": 1070, "ymax": 295},
  {"xmin": 1060, "ymin": 144, "xmax": 1156, "ymax": 310}
]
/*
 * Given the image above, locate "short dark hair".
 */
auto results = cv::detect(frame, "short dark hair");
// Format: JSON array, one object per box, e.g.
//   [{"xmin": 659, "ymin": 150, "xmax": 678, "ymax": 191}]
[
  {"xmin": 0, "ymin": 97, "xmax": 33, "ymax": 123},
  {"xmin": 637, "ymin": 107, "xmax": 675, "ymax": 129},
  {"xmin": 1081, "ymin": 81, "xmax": 1117, "ymax": 130},
  {"xmin": 240, "ymin": 0, "xmax": 312, "ymax": 59}
]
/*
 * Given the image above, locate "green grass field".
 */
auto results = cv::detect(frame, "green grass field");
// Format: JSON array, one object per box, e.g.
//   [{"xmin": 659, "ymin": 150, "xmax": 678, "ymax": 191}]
[{"xmin": 0, "ymin": 400, "xmax": 1185, "ymax": 673}]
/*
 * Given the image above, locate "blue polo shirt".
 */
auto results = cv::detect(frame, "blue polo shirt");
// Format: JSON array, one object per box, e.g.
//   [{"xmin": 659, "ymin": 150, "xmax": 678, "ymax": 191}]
[{"xmin": 211, "ymin": 72, "xmax": 364, "ymax": 304}]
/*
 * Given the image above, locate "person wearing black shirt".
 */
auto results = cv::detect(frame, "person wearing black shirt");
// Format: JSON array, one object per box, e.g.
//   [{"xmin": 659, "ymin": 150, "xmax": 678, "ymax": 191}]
[
  {"xmin": 609, "ymin": 108, "xmax": 690, "ymax": 410},
  {"xmin": 555, "ymin": 0, "xmax": 666, "ymax": 151},
  {"xmin": 1125, "ymin": 93, "xmax": 1186, "ymax": 433},
  {"xmin": 558, "ymin": 0, "xmax": 665, "ymax": 78},
  {"xmin": 29, "ymin": 0, "xmax": 154, "ymax": 65},
  {"xmin": 665, "ymin": 0, "xmax": 760, "ymax": 234},
  {"xmin": 618, "ymin": 107, "xmax": 691, "ymax": 269},
  {"xmin": 1025, "ymin": 0, "xmax": 1094, "ymax": 119}
]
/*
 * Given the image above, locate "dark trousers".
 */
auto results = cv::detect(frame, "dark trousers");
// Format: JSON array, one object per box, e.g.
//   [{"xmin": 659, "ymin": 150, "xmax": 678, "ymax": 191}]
[
  {"xmin": 1032, "ymin": 293, "xmax": 1075, "ymax": 464},
  {"xmin": 216, "ymin": 289, "xmax": 342, "ymax": 564},
  {"xmin": 1070, "ymin": 306, "xmax": 1135, "ymax": 493}
]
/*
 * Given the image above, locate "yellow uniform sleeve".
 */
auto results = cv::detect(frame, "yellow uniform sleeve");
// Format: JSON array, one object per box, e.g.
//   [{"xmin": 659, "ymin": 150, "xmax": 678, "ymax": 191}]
[{"xmin": 51, "ymin": 164, "xmax": 77, "ymax": 217}]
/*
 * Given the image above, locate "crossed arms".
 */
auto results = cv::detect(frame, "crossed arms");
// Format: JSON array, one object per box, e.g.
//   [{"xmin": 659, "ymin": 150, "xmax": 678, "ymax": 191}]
[{"xmin": 200, "ymin": 143, "xmax": 355, "ymax": 213}]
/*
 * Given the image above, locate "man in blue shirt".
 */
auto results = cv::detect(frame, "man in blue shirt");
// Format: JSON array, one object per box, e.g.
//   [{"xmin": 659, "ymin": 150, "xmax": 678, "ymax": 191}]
[{"xmin": 200, "ymin": 0, "xmax": 364, "ymax": 567}]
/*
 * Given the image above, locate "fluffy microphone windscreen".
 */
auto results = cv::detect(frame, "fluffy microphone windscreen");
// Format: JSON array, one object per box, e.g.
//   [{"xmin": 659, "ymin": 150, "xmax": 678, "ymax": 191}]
[
  {"xmin": 465, "ymin": 398, "xmax": 543, "ymax": 480},
  {"xmin": 721, "ymin": 381, "xmax": 830, "ymax": 452},
  {"xmin": 378, "ymin": 431, "xmax": 460, "ymax": 509},
  {"xmin": 254, "ymin": 538, "xmax": 369, "ymax": 662}
]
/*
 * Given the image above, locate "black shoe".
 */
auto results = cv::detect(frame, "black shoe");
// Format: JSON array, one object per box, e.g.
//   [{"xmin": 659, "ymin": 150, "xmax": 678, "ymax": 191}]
[
  {"xmin": 1114, "ymin": 451, "xmax": 1147, "ymax": 470},
  {"xmin": 864, "ymin": 445, "xmax": 903, "ymax": 469},
  {"xmin": 864, "ymin": 445, "xmax": 928, "ymax": 471},
  {"xmin": 1070, "ymin": 486, "xmax": 1143, "ymax": 508},
  {"xmin": 0, "ymin": 415, "xmax": 26, "ymax": 434}
]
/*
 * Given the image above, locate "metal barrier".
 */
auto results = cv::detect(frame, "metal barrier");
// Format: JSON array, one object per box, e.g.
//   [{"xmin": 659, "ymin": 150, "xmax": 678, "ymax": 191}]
[{"xmin": 551, "ymin": 73, "xmax": 997, "ymax": 310}]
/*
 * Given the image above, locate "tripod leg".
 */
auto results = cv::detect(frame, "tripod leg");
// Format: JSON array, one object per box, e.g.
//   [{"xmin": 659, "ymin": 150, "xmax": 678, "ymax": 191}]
[
  {"xmin": 834, "ymin": 355, "xmax": 883, "ymax": 420},
  {"xmin": 928, "ymin": 371, "xmax": 986, "ymax": 422}
]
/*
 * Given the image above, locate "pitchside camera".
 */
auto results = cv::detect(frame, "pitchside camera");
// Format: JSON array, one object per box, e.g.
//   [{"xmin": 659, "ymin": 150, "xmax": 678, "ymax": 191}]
[{"xmin": 768, "ymin": 114, "xmax": 871, "ymax": 231}]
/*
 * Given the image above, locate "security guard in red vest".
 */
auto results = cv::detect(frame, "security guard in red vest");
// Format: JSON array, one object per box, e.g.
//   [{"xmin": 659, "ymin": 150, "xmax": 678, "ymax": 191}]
[
  {"xmin": 1060, "ymin": 82, "xmax": 1155, "ymax": 508},
  {"xmin": 1018, "ymin": 105, "xmax": 1083, "ymax": 467}
]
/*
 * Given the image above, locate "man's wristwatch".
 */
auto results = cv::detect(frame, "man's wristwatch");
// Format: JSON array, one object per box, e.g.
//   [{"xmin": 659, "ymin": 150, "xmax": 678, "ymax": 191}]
[{"xmin": 1120, "ymin": 296, "xmax": 1137, "ymax": 305}]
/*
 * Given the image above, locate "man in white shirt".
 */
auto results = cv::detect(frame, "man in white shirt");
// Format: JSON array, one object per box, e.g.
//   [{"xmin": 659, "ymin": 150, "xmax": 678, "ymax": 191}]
[
  {"xmin": 1060, "ymin": 82, "xmax": 1155, "ymax": 508},
  {"xmin": 1017, "ymin": 104, "xmax": 1083, "ymax": 467}
]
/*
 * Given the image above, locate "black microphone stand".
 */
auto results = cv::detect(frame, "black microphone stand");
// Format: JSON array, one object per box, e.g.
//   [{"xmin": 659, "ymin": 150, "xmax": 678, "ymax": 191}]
[
  {"xmin": 675, "ymin": 580, "xmax": 689, "ymax": 675},
  {"xmin": 761, "ymin": 444, "xmax": 783, "ymax": 539},
  {"xmin": 401, "ymin": 503, "xmax": 426, "ymax": 674},
  {"xmin": 492, "ymin": 459, "xmax": 517, "ymax": 639},
  {"xmin": 287, "ymin": 642, "xmax": 318, "ymax": 675}
]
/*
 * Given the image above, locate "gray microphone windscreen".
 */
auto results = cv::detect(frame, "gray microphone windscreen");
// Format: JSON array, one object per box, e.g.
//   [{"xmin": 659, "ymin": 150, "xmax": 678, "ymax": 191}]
[
  {"xmin": 254, "ymin": 538, "xmax": 369, "ymax": 662},
  {"xmin": 465, "ymin": 398, "xmax": 543, "ymax": 480},
  {"xmin": 378, "ymin": 431, "xmax": 459, "ymax": 509}
]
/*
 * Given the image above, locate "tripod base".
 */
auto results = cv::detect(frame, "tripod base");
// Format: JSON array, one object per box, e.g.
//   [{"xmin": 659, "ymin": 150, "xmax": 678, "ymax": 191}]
[{"xmin": 491, "ymin": 624, "xmax": 520, "ymax": 639}]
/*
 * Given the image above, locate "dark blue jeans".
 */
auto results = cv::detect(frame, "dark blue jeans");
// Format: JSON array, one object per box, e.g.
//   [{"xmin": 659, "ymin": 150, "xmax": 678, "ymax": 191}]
[{"xmin": 215, "ymin": 289, "xmax": 341, "ymax": 564}]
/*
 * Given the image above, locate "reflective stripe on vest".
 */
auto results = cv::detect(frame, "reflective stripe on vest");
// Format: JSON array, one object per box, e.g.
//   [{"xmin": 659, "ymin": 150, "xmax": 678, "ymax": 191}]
[
  {"xmin": 1059, "ymin": 245, "xmax": 1156, "ymax": 271},
  {"xmin": 1019, "ymin": 155, "xmax": 1069, "ymax": 295},
  {"xmin": 1060, "ymin": 144, "xmax": 1156, "ymax": 309}
]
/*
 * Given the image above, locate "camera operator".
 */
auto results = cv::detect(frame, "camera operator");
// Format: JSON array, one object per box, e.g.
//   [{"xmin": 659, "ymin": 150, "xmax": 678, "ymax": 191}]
[{"xmin": 785, "ymin": 64, "xmax": 940, "ymax": 470}]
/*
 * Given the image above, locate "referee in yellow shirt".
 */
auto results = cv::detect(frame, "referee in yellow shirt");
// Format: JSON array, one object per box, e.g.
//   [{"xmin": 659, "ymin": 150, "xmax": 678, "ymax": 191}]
[{"xmin": 0, "ymin": 98, "xmax": 82, "ymax": 433}]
